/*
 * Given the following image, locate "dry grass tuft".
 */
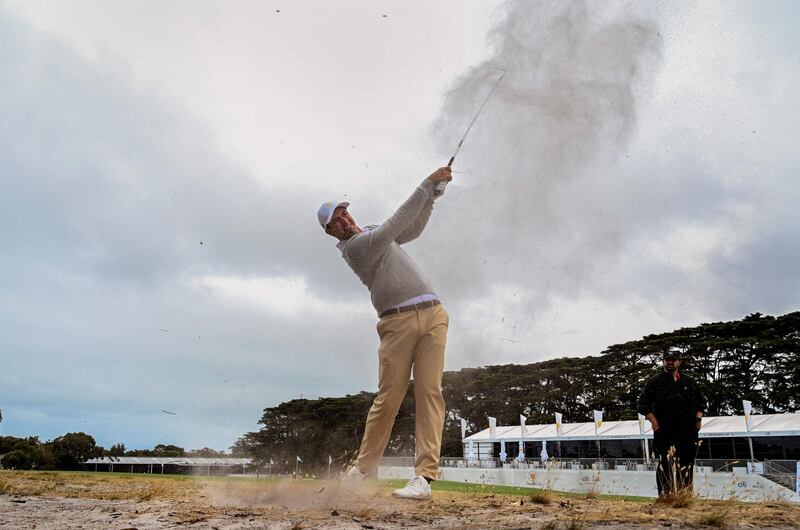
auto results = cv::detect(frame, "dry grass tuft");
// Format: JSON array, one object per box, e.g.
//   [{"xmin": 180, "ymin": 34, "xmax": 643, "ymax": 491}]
[
  {"xmin": 696, "ymin": 499, "xmax": 736, "ymax": 528},
  {"xmin": 667, "ymin": 486, "xmax": 694, "ymax": 508},
  {"xmin": 539, "ymin": 521, "xmax": 559, "ymax": 530},
  {"xmin": 529, "ymin": 489, "xmax": 552, "ymax": 505},
  {"xmin": 135, "ymin": 481, "xmax": 181, "ymax": 502},
  {"xmin": 697, "ymin": 508, "xmax": 729, "ymax": 527},
  {"xmin": 175, "ymin": 509, "xmax": 213, "ymax": 524},
  {"xmin": 564, "ymin": 516, "xmax": 586, "ymax": 530},
  {"xmin": 0, "ymin": 476, "xmax": 14, "ymax": 494}
]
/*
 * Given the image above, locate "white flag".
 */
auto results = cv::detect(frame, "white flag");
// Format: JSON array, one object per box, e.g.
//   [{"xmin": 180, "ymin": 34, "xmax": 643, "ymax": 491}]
[
  {"xmin": 555, "ymin": 412, "xmax": 563, "ymax": 437},
  {"xmin": 540, "ymin": 439, "xmax": 548, "ymax": 463},
  {"xmin": 520, "ymin": 414, "xmax": 527, "ymax": 439},
  {"xmin": 637, "ymin": 413, "xmax": 647, "ymax": 435},
  {"xmin": 460, "ymin": 418, "xmax": 468, "ymax": 440},
  {"xmin": 488, "ymin": 416, "xmax": 497, "ymax": 439},
  {"xmin": 328, "ymin": 455, "xmax": 332, "ymax": 465},
  {"xmin": 518, "ymin": 441, "xmax": 525, "ymax": 462},
  {"xmin": 593, "ymin": 410, "xmax": 603, "ymax": 433},
  {"xmin": 743, "ymin": 400, "xmax": 754, "ymax": 431},
  {"xmin": 269, "ymin": 458, "xmax": 274, "ymax": 465},
  {"xmin": 499, "ymin": 439, "xmax": 507, "ymax": 462},
  {"xmin": 296, "ymin": 456, "xmax": 303, "ymax": 463}
]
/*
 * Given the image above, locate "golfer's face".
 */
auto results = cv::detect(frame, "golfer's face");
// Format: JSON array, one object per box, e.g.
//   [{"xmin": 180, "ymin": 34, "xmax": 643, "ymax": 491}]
[{"xmin": 328, "ymin": 207, "xmax": 358, "ymax": 240}]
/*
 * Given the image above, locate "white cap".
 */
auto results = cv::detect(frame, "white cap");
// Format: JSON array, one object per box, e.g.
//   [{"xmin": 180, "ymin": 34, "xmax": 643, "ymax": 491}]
[{"xmin": 317, "ymin": 200, "xmax": 350, "ymax": 229}]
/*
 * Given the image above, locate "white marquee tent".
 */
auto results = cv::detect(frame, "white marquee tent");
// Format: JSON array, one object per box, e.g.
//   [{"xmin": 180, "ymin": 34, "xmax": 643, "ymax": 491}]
[{"xmin": 464, "ymin": 413, "xmax": 800, "ymax": 442}]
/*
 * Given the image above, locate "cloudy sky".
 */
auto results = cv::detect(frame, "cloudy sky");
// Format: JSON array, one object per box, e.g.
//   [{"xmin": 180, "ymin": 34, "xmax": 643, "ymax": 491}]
[{"xmin": 1, "ymin": 0, "xmax": 798, "ymax": 451}]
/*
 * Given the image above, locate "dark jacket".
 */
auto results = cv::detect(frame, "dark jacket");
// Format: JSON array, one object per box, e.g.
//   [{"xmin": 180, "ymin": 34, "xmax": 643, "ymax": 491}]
[{"xmin": 637, "ymin": 370, "xmax": 707, "ymax": 437}]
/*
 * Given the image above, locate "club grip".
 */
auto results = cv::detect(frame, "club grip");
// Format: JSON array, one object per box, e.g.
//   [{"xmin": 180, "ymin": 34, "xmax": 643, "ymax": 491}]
[{"xmin": 435, "ymin": 157, "xmax": 455, "ymax": 197}]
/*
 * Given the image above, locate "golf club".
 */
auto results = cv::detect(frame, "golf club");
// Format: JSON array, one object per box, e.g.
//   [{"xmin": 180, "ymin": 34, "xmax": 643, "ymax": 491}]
[{"xmin": 435, "ymin": 69, "xmax": 506, "ymax": 197}]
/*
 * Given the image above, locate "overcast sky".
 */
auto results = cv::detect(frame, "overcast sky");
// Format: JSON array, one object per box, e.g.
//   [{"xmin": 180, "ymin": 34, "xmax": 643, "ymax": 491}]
[{"xmin": 1, "ymin": 1, "xmax": 798, "ymax": 451}]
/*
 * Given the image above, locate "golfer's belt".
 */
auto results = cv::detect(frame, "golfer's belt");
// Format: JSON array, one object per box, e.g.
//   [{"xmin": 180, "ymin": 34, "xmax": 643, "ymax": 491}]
[{"xmin": 379, "ymin": 299, "xmax": 441, "ymax": 319}]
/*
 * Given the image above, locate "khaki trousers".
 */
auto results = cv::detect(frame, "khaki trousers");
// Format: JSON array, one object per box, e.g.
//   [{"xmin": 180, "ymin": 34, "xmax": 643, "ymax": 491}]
[{"xmin": 354, "ymin": 304, "xmax": 448, "ymax": 479}]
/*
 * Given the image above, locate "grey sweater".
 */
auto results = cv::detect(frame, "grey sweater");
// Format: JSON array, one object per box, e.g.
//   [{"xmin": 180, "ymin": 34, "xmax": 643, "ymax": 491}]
[{"xmin": 337, "ymin": 179, "xmax": 438, "ymax": 316}]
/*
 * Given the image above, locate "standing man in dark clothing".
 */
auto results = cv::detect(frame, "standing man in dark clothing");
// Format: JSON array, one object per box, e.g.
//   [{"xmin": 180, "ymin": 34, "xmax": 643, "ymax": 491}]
[{"xmin": 638, "ymin": 351, "xmax": 707, "ymax": 497}]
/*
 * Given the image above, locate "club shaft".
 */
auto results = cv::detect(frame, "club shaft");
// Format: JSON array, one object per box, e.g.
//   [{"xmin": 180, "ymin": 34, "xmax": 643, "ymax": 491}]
[
  {"xmin": 436, "ymin": 71, "xmax": 504, "ymax": 196},
  {"xmin": 448, "ymin": 71, "xmax": 505, "ymax": 166}
]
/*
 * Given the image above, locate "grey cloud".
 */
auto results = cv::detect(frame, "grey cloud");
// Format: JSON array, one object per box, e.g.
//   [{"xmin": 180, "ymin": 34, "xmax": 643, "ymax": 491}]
[
  {"xmin": 0, "ymin": 10, "xmax": 357, "ymax": 295},
  {"xmin": 0, "ymin": 10, "xmax": 377, "ymax": 448}
]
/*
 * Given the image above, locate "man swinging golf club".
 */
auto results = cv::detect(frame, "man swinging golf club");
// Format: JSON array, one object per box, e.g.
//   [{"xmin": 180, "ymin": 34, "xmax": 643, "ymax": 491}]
[{"xmin": 317, "ymin": 166, "xmax": 452, "ymax": 499}]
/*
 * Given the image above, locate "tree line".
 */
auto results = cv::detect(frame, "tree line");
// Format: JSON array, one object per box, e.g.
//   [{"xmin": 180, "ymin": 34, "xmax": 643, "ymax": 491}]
[
  {"xmin": 4, "ymin": 312, "xmax": 796, "ymax": 473},
  {"xmin": 233, "ymin": 311, "xmax": 800, "ymax": 473},
  {"xmin": 0, "ymin": 433, "xmax": 232, "ymax": 470}
]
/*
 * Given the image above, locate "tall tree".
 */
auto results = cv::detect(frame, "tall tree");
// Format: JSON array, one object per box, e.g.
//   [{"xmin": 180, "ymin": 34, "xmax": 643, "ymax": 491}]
[
  {"xmin": 49, "ymin": 432, "xmax": 100, "ymax": 470},
  {"xmin": 234, "ymin": 311, "xmax": 800, "ymax": 471}
]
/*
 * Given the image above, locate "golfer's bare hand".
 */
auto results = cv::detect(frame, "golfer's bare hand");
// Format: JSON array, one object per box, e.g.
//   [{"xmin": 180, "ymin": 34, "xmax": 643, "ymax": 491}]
[{"xmin": 427, "ymin": 167, "xmax": 452, "ymax": 184}]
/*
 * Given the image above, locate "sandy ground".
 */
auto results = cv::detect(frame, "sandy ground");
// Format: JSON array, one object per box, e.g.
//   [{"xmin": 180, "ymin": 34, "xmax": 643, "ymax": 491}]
[{"xmin": 1, "ymin": 471, "xmax": 799, "ymax": 529}]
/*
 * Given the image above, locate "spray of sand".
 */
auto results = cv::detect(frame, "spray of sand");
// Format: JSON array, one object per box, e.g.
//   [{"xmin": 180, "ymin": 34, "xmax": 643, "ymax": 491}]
[
  {"xmin": 202, "ymin": 477, "xmax": 401, "ymax": 515},
  {"xmin": 426, "ymin": 0, "xmax": 663, "ymax": 358}
]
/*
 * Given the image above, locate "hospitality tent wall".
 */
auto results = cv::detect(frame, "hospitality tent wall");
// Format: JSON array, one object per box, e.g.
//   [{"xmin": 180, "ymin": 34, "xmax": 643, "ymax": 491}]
[
  {"xmin": 462, "ymin": 413, "xmax": 800, "ymax": 460},
  {"xmin": 84, "ymin": 456, "xmax": 252, "ymax": 475}
]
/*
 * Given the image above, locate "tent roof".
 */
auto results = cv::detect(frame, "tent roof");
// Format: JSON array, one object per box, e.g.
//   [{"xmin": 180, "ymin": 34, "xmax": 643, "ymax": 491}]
[
  {"xmin": 85, "ymin": 456, "xmax": 252, "ymax": 466},
  {"xmin": 464, "ymin": 413, "xmax": 800, "ymax": 442}
]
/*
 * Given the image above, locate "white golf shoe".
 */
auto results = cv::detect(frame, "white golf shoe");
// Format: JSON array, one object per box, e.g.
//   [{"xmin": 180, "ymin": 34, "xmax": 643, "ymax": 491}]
[{"xmin": 392, "ymin": 475, "xmax": 432, "ymax": 500}]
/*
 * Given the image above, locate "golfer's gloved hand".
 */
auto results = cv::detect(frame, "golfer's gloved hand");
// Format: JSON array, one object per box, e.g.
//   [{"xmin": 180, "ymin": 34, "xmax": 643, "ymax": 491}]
[{"xmin": 427, "ymin": 167, "xmax": 452, "ymax": 183}]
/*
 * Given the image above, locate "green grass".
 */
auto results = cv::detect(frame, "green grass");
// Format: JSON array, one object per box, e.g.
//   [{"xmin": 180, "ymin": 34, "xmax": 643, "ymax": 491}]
[
  {"xmin": 1, "ymin": 470, "xmax": 653, "ymax": 502},
  {"xmin": 378, "ymin": 478, "xmax": 651, "ymax": 502}
]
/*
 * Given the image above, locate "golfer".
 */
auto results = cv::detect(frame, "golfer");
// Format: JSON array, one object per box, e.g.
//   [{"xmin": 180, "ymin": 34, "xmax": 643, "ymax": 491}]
[{"xmin": 317, "ymin": 167, "xmax": 452, "ymax": 499}]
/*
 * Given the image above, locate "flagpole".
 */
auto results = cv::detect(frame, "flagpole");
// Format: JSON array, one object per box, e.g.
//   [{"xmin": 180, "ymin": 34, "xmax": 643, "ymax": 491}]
[
  {"xmin": 593, "ymin": 410, "xmax": 603, "ymax": 462},
  {"xmin": 638, "ymin": 413, "xmax": 650, "ymax": 464},
  {"xmin": 743, "ymin": 400, "xmax": 755, "ymax": 462},
  {"xmin": 488, "ymin": 417, "xmax": 497, "ymax": 462},
  {"xmin": 555, "ymin": 412, "xmax": 563, "ymax": 461}
]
